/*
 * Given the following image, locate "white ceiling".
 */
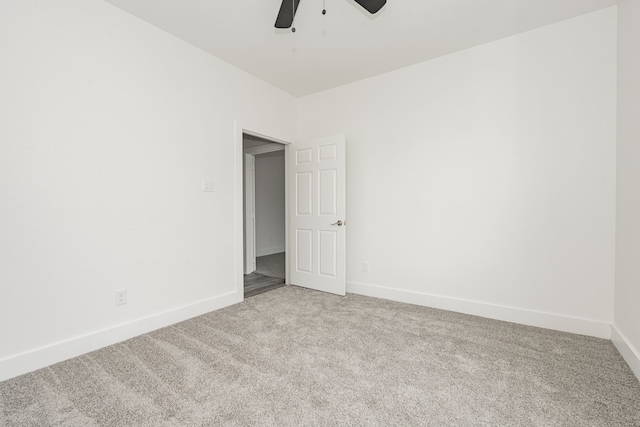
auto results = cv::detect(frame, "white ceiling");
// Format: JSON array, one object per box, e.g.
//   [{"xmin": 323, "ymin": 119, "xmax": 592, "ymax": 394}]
[{"xmin": 102, "ymin": 0, "xmax": 618, "ymax": 97}]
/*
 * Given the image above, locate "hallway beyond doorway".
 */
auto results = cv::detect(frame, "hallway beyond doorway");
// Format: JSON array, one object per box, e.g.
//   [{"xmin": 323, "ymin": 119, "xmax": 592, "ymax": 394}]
[{"xmin": 244, "ymin": 252, "xmax": 285, "ymax": 297}]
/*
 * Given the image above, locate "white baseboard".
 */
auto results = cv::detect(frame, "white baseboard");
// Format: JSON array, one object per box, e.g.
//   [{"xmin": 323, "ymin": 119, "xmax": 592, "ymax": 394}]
[
  {"xmin": 611, "ymin": 325, "xmax": 640, "ymax": 381},
  {"xmin": 3, "ymin": 282, "xmax": 623, "ymax": 384},
  {"xmin": 0, "ymin": 291, "xmax": 242, "ymax": 383},
  {"xmin": 256, "ymin": 246, "xmax": 285, "ymax": 257},
  {"xmin": 347, "ymin": 281, "xmax": 611, "ymax": 339}
]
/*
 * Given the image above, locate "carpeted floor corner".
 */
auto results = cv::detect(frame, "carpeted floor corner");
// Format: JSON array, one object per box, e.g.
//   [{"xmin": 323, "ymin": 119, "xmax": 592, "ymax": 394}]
[{"xmin": 1, "ymin": 286, "xmax": 639, "ymax": 426}]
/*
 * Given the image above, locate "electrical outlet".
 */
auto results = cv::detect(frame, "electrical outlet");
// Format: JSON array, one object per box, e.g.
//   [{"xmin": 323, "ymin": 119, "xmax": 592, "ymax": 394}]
[
  {"xmin": 203, "ymin": 179, "xmax": 215, "ymax": 192},
  {"xmin": 114, "ymin": 289, "xmax": 127, "ymax": 306},
  {"xmin": 362, "ymin": 262, "xmax": 370, "ymax": 273}
]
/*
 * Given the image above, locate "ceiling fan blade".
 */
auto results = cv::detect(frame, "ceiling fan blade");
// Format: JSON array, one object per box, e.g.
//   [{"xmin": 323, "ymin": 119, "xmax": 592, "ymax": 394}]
[
  {"xmin": 353, "ymin": 0, "xmax": 386, "ymax": 14},
  {"xmin": 275, "ymin": 0, "xmax": 301, "ymax": 28}
]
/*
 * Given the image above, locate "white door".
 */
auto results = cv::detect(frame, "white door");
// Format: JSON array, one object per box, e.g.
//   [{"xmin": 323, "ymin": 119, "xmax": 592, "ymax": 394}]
[{"xmin": 289, "ymin": 134, "xmax": 346, "ymax": 295}]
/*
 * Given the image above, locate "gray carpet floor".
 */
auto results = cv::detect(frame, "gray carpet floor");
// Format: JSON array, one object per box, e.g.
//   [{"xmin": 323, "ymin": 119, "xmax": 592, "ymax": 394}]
[{"xmin": 1, "ymin": 286, "xmax": 639, "ymax": 426}]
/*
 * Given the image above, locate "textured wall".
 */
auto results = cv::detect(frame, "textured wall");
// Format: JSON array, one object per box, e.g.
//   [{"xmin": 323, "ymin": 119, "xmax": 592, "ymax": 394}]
[
  {"xmin": 0, "ymin": 0, "xmax": 295, "ymax": 380},
  {"xmin": 297, "ymin": 8, "xmax": 617, "ymax": 337}
]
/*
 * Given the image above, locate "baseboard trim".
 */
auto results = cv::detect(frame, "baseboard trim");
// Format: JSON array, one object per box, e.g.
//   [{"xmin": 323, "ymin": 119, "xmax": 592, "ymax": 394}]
[
  {"xmin": 611, "ymin": 325, "xmax": 640, "ymax": 381},
  {"xmin": 347, "ymin": 281, "xmax": 611, "ymax": 339},
  {"xmin": 0, "ymin": 291, "xmax": 242, "ymax": 383},
  {"xmin": 256, "ymin": 246, "xmax": 285, "ymax": 257}
]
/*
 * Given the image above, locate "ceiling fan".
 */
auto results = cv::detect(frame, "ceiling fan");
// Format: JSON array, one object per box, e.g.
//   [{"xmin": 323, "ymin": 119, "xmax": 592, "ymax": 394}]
[{"xmin": 275, "ymin": 0, "xmax": 386, "ymax": 31}]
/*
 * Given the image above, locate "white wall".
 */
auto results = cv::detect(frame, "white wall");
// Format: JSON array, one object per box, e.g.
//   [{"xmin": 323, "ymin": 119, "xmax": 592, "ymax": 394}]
[
  {"xmin": 255, "ymin": 151, "xmax": 286, "ymax": 256},
  {"xmin": 0, "ymin": 0, "xmax": 295, "ymax": 381},
  {"xmin": 614, "ymin": 0, "xmax": 640, "ymax": 380},
  {"xmin": 297, "ymin": 8, "xmax": 617, "ymax": 338}
]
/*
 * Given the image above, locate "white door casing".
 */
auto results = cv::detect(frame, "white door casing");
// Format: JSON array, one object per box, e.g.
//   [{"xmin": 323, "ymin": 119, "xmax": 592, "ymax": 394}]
[
  {"xmin": 243, "ymin": 143, "xmax": 286, "ymax": 276},
  {"xmin": 289, "ymin": 134, "xmax": 346, "ymax": 296}
]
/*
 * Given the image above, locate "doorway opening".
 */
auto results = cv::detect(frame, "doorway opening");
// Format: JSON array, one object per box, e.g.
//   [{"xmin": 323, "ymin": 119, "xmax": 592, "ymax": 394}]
[{"xmin": 243, "ymin": 133, "xmax": 287, "ymax": 298}]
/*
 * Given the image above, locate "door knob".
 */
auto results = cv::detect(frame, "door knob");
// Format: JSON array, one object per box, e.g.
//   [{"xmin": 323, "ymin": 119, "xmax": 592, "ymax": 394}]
[{"xmin": 331, "ymin": 220, "xmax": 344, "ymax": 226}]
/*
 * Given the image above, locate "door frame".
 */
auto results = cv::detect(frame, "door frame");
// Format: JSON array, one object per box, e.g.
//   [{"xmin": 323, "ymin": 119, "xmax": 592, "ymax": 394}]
[
  {"xmin": 244, "ymin": 144, "xmax": 285, "ymax": 275},
  {"xmin": 244, "ymin": 153, "xmax": 256, "ymax": 275},
  {"xmin": 234, "ymin": 121, "xmax": 290, "ymax": 301}
]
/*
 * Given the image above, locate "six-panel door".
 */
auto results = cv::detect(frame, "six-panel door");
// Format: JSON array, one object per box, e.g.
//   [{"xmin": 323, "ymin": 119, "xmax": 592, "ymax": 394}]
[{"xmin": 289, "ymin": 135, "xmax": 346, "ymax": 295}]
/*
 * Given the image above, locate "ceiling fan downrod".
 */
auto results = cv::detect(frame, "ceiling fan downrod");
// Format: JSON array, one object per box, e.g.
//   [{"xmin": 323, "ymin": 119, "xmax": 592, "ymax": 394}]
[{"xmin": 292, "ymin": 0, "xmax": 296, "ymax": 32}]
